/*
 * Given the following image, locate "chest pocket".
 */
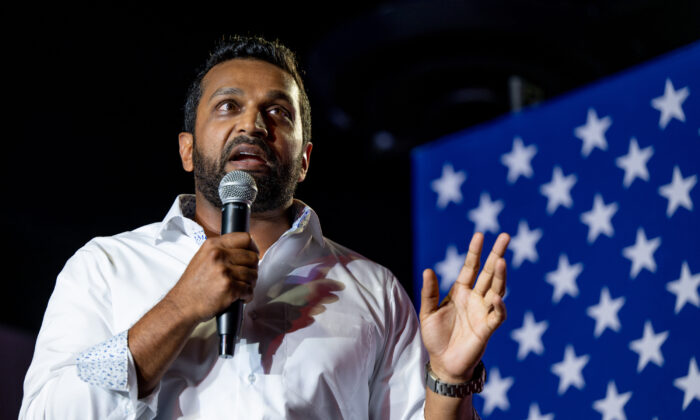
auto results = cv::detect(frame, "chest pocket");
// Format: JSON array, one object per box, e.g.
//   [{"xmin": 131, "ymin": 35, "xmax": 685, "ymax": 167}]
[{"xmin": 280, "ymin": 309, "xmax": 373, "ymax": 420}]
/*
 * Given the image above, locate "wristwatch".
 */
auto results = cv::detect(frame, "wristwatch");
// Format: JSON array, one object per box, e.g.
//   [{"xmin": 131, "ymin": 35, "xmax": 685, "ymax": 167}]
[{"xmin": 425, "ymin": 360, "xmax": 486, "ymax": 398}]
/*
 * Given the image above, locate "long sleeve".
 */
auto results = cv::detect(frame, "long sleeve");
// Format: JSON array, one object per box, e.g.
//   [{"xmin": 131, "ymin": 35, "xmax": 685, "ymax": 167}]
[
  {"xmin": 19, "ymin": 245, "xmax": 158, "ymax": 419},
  {"xmin": 368, "ymin": 271, "xmax": 428, "ymax": 420}
]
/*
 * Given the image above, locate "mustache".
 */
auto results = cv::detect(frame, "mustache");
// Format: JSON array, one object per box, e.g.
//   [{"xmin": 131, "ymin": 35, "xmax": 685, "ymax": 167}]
[{"xmin": 221, "ymin": 135, "xmax": 277, "ymax": 166}]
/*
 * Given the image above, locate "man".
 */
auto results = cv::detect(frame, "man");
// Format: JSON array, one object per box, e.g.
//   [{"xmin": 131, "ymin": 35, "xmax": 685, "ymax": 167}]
[{"xmin": 20, "ymin": 35, "xmax": 510, "ymax": 419}]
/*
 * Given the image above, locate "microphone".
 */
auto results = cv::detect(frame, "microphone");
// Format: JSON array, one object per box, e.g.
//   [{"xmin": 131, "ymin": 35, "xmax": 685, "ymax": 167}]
[{"xmin": 217, "ymin": 170, "xmax": 258, "ymax": 358}]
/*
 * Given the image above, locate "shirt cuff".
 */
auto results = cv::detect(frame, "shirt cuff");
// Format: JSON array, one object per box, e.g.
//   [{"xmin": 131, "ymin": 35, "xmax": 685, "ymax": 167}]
[
  {"xmin": 76, "ymin": 330, "xmax": 160, "ymax": 418},
  {"xmin": 76, "ymin": 330, "xmax": 129, "ymax": 391}
]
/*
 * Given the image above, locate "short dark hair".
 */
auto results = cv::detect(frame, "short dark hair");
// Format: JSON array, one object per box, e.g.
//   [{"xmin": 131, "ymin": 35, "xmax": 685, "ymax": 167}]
[{"xmin": 183, "ymin": 35, "xmax": 311, "ymax": 144}]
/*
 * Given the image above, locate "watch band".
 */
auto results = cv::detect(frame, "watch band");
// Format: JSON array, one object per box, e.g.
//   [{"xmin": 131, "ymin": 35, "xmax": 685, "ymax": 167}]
[{"xmin": 425, "ymin": 360, "xmax": 486, "ymax": 398}]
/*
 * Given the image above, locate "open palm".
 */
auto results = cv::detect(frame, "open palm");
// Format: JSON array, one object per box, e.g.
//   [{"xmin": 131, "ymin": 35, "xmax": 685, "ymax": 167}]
[{"xmin": 420, "ymin": 232, "xmax": 510, "ymax": 382}]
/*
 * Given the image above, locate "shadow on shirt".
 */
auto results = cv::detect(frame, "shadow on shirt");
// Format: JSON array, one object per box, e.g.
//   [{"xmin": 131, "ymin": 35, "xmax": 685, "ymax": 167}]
[{"xmin": 248, "ymin": 254, "xmax": 350, "ymax": 373}]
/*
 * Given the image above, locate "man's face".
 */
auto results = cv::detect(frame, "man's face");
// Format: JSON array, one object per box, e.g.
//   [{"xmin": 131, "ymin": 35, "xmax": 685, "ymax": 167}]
[{"xmin": 180, "ymin": 58, "xmax": 311, "ymax": 213}]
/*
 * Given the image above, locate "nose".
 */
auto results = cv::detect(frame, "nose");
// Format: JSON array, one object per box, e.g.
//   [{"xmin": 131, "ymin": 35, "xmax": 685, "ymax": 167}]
[{"xmin": 238, "ymin": 109, "xmax": 269, "ymax": 139}]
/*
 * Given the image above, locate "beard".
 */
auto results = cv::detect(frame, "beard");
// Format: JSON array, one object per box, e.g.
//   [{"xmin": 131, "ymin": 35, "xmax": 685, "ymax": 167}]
[{"xmin": 192, "ymin": 135, "xmax": 302, "ymax": 213}]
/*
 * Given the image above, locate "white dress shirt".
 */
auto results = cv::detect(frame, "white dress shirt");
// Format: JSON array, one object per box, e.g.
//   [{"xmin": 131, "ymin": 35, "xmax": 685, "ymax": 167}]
[{"xmin": 20, "ymin": 195, "xmax": 428, "ymax": 419}]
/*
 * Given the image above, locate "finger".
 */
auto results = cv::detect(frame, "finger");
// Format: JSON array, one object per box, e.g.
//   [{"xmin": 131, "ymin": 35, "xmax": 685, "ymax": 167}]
[
  {"xmin": 226, "ymin": 266, "xmax": 258, "ymax": 286},
  {"xmin": 248, "ymin": 237, "xmax": 260, "ymax": 254},
  {"xmin": 491, "ymin": 257, "xmax": 507, "ymax": 297},
  {"xmin": 235, "ymin": 282, "xmax": 255, "ymax": 303},
  {"xmin": 455, "ymin": 232, "xmax": 484, "ymax": 289},
  {"xmin": 222, "ymin": 249, "xmax": 260, "ymax": 268},
  {"xmin": 229, "ymin": 273, "xmax": 257, "ymax": 303},
  {"xmin": 486, "ymin": 294, "xmax": 507, "ymax": 332},
  {"xmin": 218, "ymin": 232, "xmax": 258, "ymax": 254},
  {"xmin": 419, "ymin": 269, "xmax": 440, "ymax": 321},
  {"xmin": 473, "ymin": 233, "xmax": 510, "ymax": 296}
]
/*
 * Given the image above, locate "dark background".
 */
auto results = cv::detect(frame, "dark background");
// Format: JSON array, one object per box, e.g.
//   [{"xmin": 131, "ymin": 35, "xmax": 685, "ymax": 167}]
[{"xmin": 2, "ymin": 1, "xmax": 699, "ymax": 417}]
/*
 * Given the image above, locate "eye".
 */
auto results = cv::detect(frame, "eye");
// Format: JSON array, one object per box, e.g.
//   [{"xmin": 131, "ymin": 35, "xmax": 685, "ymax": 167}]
[
  {"xmin": 268, "ymin": 106, "xmax": 292, "ymax": 120},
  {"xmin": 217, "ymin": 100, "xmax": 239, "ymax": 112}
]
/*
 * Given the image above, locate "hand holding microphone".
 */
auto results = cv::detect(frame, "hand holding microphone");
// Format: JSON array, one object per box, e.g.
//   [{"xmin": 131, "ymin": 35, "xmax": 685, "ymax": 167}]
[
  {"xmin": 216, "ymin": 170, "xmax": 258, "ymax": 357},
  {"xmin": 127, "ymin": 172, "xmax": 258, "ymax": 396},
  {"xmin": 158, "ymin": 171, "xmax": 257, "ymax": 359}
]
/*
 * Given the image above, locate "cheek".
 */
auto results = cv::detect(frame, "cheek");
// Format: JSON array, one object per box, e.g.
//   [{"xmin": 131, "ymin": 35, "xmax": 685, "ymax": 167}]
[
  {"xmin": 202, "ymin": 119, "xmax": 229, "ymax": 139},
  {"xmin": 197, "ymin": 121, "xmax": 234, "ymax": 152},
  {"xmin": 285, "ymin": 144, "xmax": 304, "ymax": 165}
]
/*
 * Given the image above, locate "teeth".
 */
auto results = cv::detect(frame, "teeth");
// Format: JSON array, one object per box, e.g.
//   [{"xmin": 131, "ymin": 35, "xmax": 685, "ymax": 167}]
[{"xmin": 234, "ymin": 151, "xmax": 264, "ymax": 162}]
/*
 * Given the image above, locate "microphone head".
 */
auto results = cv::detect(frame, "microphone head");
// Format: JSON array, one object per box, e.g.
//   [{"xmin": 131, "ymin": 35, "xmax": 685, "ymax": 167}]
[{"xmin": 218, "ymin": 170, "xmax": 258, "ymax": 206}]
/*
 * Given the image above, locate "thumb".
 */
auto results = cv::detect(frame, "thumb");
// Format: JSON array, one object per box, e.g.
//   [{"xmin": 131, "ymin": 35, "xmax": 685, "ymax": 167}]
[{"xmin": 419, "ymin": 268, "xmax": 440, "ymax": 321}]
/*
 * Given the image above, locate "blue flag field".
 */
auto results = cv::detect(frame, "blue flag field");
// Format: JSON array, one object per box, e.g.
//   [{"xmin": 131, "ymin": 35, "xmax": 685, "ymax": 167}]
[{"xmin": 412, "ymin": 41, "xmax": 699, "ymax": 419}]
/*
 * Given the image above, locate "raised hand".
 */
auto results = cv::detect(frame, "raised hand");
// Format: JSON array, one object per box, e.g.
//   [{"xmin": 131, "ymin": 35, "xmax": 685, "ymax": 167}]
[{"xmin": 420, "ymin": 232, "xmax": 510, "ymax": 383}]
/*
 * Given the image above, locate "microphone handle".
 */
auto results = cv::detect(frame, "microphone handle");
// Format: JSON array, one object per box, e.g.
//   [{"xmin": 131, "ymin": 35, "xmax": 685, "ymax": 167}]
[{"xmin": 217, "ymin": 201, "xmax": 250, "ymax": 358}]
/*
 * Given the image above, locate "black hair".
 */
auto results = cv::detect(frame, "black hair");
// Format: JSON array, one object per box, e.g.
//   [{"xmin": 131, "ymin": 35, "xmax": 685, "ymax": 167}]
[{"xmin": 183, "ymin": 35, "xmax": 311, "ymax": 144}]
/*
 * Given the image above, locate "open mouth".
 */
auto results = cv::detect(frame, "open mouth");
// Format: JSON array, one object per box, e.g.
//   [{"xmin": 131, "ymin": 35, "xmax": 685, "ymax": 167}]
[
  {"xmin": 231, "ymin": 151, "xmax": 267, "ymax": 163},
  {"xmin": 228, "ymin": 145, "xmax": 270, "ymax": 169}
]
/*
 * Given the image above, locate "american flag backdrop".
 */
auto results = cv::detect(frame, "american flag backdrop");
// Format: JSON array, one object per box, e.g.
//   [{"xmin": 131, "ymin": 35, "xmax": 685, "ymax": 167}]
[{"xmin": 411, "ymin": 41, "xmax": 699, "ymax": 419}]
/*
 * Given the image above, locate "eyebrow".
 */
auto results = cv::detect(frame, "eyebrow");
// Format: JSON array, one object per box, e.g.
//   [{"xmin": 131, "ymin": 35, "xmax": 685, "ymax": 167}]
[
  {"xmin": 264, "ymin": 90, "xmax": 295, "ymax": 107},
  {"xmin": 209, "ymin": 87, "xmax": 244, "ymax": 101},
  {"xmin": 208, "ymin": 87, "xmax": 295, "ymax": 109}
]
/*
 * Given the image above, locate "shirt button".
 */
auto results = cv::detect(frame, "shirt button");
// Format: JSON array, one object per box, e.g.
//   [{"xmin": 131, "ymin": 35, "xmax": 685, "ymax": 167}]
[{"xmin": 248, "ymin": 374, "xmax": 256, "ymax": 384}]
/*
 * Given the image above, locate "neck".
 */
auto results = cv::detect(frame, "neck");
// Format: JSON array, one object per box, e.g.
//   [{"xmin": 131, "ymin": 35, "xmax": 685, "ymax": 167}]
[{"xmin": 193, "ymin": 192, "xmax": 294, "ymax": 258}]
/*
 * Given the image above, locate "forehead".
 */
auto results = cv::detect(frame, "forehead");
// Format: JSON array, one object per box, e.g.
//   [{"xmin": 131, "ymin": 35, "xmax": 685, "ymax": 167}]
[{"xmin": 201, "ymin": 58, "xmax": 300, "ymax": 105}]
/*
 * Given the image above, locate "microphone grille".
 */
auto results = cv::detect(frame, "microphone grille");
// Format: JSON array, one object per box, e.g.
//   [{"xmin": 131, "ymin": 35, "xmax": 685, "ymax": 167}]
[{"xmin": 218, "ymin": 170, "xmax": 258, "ymax": 205}]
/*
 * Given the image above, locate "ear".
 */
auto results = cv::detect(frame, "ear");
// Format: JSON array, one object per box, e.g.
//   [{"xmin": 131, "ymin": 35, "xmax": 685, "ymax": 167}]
[
  {"xmin": 297, "ymin": 142, "xmax": 313, "ymax": 182},
  {"xmin": 178, "ymin": 132, "xmax": 194, "ymax": 172}
]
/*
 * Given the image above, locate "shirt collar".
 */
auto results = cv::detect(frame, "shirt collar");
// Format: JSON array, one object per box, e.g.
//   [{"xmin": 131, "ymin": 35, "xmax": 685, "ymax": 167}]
[
  {"xmin": 156, "ymin": 194, "xmax": 206, "ymax": 245},
  {"xmin": 156, "ymin": 194, "xmax": 323, "ymax": 246},
  {"xmin": 284, "ymin": 199, "xmax": 323, "ymax": 244}
]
